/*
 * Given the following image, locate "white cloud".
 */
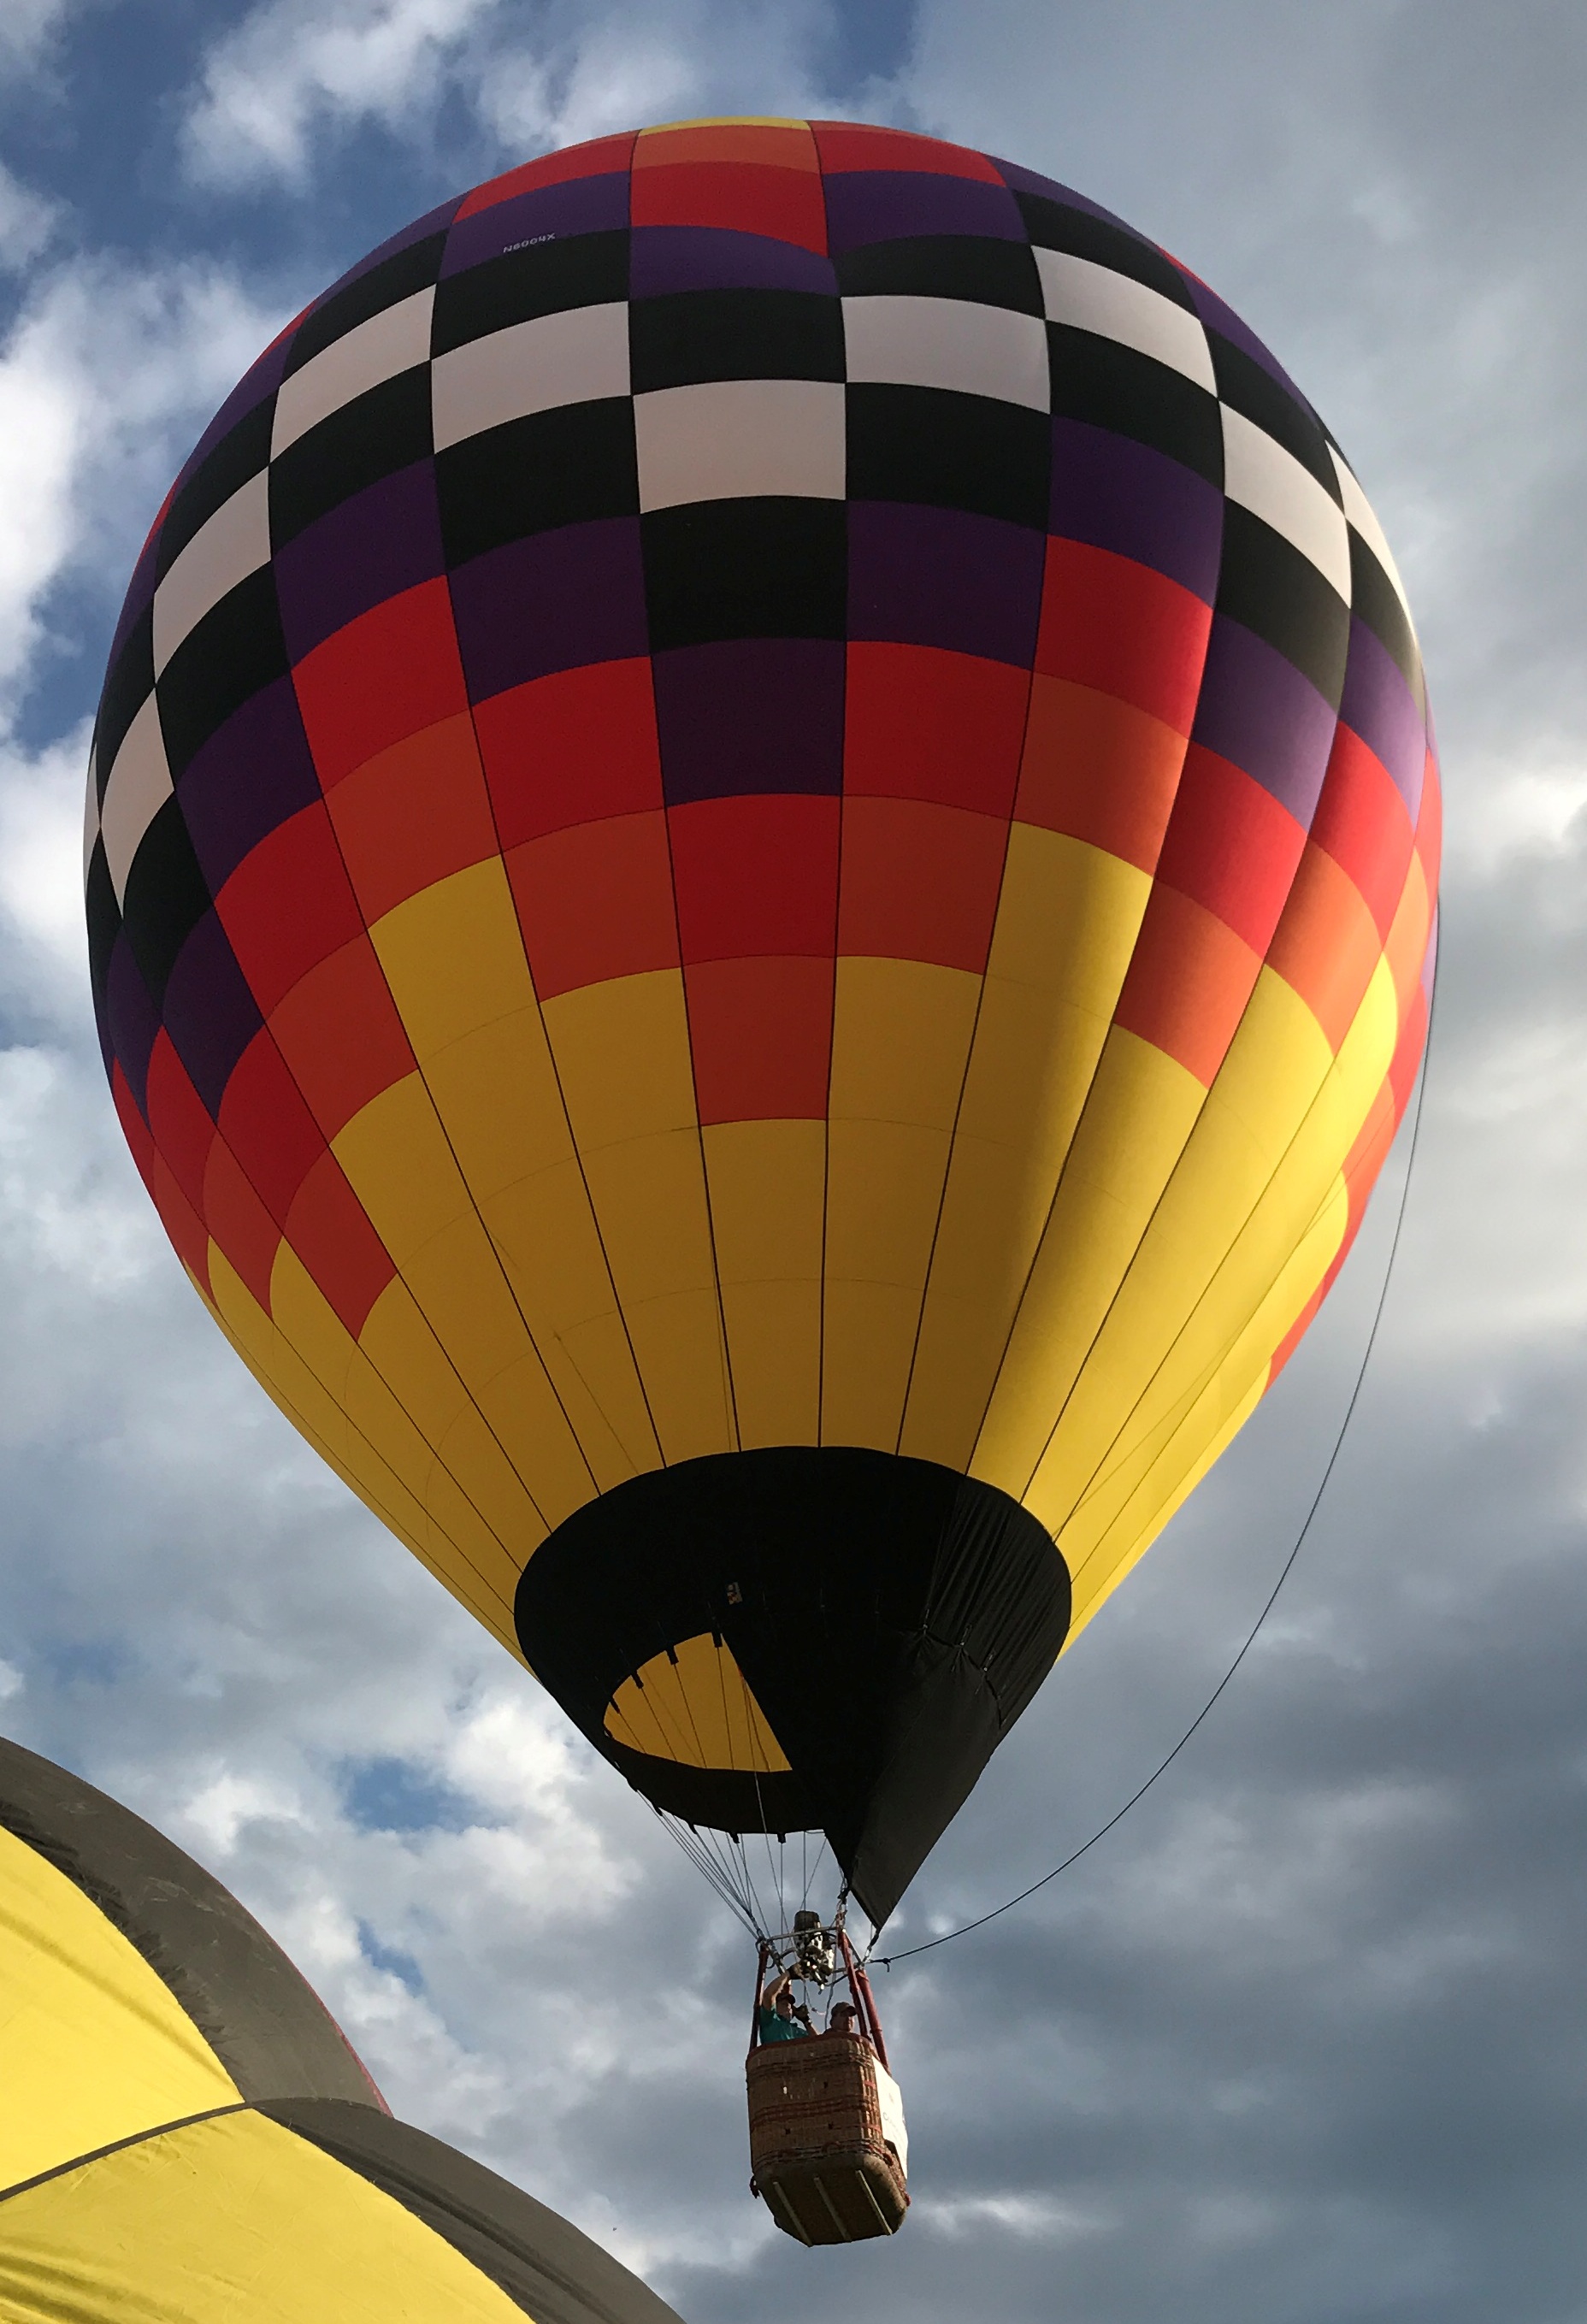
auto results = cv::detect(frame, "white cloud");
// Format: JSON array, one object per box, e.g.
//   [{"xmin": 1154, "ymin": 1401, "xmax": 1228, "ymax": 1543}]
[
  {"xmin": 0, "ymin": 248, "xmax": 287, "ymax": 1132},
  {"xmin": 0, "ymin": 1045, "xmax": 157, "ymax": 1325},
  {"xmin": 0, "ymin": 0, "xmax": 76, "ymax": 80},
  {"xmin": 181, "ymin": 0, "xmax": 866, "ymax": 190},
  {"xmin": 921, "ymin": 2190, "xmax": 1114, "ymax": 2244},
  {"xmin": 469, "ymin": 1, "xmax": 840, "ymax": 156},
  {"xmin": 474, "ymin": 17, "xmax": 700, "ymax": 156},
  {"xmin": 180, "ymin": 1766, "xmax": 312, "ymax": 1853},
  {"xmin": 184, "ymin": 0, "xmax": 499, "ymax": 188},
  {"xmin": 0, "ymin": 318, "xmax": 80, "ymax": 706},
  {"xmin": 0, "ymin": 254, "xmax": 285, "ymax": 712},
  {"xmin": 0, "ymin": 722, "xmax": 90, "ymax": 1038},
  {"xmin": 0, "ymin": 162, "xmax": 61, "ymax": 270}
]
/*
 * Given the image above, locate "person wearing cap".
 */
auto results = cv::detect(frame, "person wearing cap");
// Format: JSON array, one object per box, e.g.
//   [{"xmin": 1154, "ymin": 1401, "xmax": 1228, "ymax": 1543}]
[
  {"xmin": 828, "ymin": 2000, "xmax": 870, "ymax": 2044},
  {"xmin": 758, "ymin": 1967, "xmax": 812, "ymax": 2044}
]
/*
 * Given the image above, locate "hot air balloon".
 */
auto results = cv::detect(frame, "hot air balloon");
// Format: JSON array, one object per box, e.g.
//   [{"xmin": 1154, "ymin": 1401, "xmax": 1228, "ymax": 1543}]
[
  {"xmin": 0, "ymin": 1734, "xmax": 686, "ymax": 2320},
  {"xmin": 86, "ymin": 120, "xmax": 1439, "ymax": 1959}
]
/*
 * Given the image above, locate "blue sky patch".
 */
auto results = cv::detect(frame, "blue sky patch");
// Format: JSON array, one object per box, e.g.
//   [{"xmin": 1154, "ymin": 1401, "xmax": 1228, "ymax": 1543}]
[
  {"xmin": 357, "ymin": 1915, "xmax": 424, "ymax": 1993},
  {"xmin": 339, "ymin": 1751, "xmax": 481, "ymax": 1834}
]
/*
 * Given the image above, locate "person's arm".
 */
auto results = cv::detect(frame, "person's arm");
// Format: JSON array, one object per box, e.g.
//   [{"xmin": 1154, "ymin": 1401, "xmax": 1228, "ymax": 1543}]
[{"xmin": 761, "ymin": 1967, "xmax": 793, "ymax": 2010}]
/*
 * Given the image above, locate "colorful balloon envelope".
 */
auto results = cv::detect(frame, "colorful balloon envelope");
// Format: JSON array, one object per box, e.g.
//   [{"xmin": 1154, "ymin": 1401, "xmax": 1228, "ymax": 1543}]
[
  {"xmin": 0, "ymin": 1736, "xmax": 684, "ymax": 2321},
  {"xmin": 87, "ymin": 121, "xmax": 1439, "ymax": 1928}
]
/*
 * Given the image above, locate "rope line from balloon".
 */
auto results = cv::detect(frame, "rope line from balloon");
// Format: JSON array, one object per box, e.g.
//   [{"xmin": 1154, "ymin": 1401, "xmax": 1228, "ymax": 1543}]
[
  {"xmin": 871, "ymin": 959, "xmax": 1439, "ymax": 1971},
  {"xmin": 652, "ymin": 1809, "xmax": 754, "ymax": 1927}
]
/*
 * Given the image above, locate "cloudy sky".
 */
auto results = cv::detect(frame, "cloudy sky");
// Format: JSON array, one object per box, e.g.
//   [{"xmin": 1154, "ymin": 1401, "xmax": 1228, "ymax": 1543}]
[{"xmin": 3, "ymin": 3, "xmax": 1586, "ymax": 2316}]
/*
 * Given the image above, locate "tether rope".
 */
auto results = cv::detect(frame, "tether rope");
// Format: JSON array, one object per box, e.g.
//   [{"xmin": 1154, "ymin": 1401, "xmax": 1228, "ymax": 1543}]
[{"xmin": 873, "ymin": 961, "xmax": 1440, "ymax": 1971}]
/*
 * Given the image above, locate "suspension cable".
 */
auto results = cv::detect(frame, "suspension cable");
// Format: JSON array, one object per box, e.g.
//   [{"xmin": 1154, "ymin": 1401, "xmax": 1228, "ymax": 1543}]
[
  {"xmin": 872, "ymin": 964, "xmax": 1439, "ymax": 1971},
  {"xmin": 650, "ymin": 1808, "xmax": 759, "ymax": 1934}
]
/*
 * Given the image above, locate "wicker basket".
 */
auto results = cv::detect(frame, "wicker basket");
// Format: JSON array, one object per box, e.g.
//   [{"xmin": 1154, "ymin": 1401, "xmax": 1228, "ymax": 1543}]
[{"xmin": 746, "ymin": 2031, "xmax": 909, "ymax": 2244}]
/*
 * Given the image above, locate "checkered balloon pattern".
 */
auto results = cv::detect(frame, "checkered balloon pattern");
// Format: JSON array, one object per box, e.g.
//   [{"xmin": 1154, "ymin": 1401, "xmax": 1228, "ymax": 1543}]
[{"xmin": 87, "ymin": 120, "xmax": 1439, "ymax": 1665}]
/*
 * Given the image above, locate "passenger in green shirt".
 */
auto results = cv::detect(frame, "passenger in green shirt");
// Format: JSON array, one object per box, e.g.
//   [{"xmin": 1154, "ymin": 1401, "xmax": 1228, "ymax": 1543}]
[{"xmin": 758, "ymin": 1967, "xmax": 811, "ymax": 2044}]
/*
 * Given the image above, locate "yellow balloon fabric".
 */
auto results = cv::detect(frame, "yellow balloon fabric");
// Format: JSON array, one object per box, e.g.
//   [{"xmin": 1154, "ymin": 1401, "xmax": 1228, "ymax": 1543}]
[
  {"xmin": 0, "ymin": 1824, "xmax": 239, "ymax": 2194},
  {"xmin": 0, "ymin": 1740, "xmax": 686, "ymax": 2324},
  {"xmin": 0, "ymin": 2113, "xmax": 525, "ymax": 2324}
]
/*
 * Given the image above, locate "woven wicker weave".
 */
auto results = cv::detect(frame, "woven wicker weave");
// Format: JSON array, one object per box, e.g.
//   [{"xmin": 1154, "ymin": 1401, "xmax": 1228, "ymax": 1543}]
[{"xmin": 746, "ymin": 2032, "xmax": 908, "ymax": 2244}]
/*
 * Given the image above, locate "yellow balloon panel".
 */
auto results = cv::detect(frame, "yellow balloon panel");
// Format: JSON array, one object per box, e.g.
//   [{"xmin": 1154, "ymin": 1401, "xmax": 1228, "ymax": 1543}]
[
  {"xmin": 900, "ymin": 827, "xmax": 1154, "ymax": 1468},
  {"xmin": 1039, "ymin": 951, "xmax": 1411, "ymax": 1627},
  {"xmin": 0, "ymin": 1827, "xmax": 238, "ymax": 2196},
  {"xmin": 822, "ymin": 957, "xmax": 982, "ymax": 1449},
  {"xmin": 703, "ymin": 1118, "xmax": 825, "ymax": 1449},
  {"xmin": 541, "ymin": 971, "xmax": 734, "ymax": 1465},
  {"xmin": 605, "ymin": 1633, "xmax": 791, "ymax": 1773},
  {"xmin": 0, "ymin": 2112, "xmax": 523, "ymax": 2324}
]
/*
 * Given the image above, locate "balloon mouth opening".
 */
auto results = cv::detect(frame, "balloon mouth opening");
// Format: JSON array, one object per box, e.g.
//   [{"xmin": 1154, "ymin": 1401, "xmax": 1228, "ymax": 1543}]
[{"xmin": 515, "ymin": 1446, "xmax": 1069, "ymax": 1925}]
